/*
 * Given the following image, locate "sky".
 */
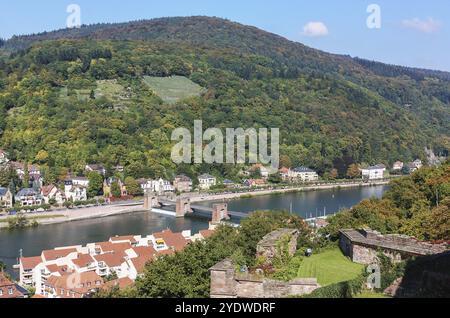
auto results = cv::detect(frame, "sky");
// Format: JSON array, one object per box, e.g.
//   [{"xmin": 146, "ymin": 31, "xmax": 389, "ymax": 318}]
[{"xmin": 0, "ymin": 0, "xmax": 449, "ymax": 71}]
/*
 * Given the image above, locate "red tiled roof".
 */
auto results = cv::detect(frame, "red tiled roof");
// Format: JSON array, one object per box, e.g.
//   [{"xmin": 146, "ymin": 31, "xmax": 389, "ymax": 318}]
[
  {"xmin": 130, "ymin": 254, "xmax": 154, "ymax": 273},
  {"xmin": 42, "ymin": 248, "xmax": 77, "ymax": 261},
  {"xmin": 20, "ymin": 256, "xmax": 42, "ymax": 270},
  {"xmin": 93, "ymin": 253, "xmax": 125, "ymax": 268},
  {"xmin": 132, "ymin": 246, "xmax": 157, "ymax": 257},
  {"xmin": 110, "ymin": 235, "xmax": 137, "ymax": 244},
  {"xmin": 103, "ymin": 277, "xmax": 134, "ymax": 290},
  {"xmin": 153, "ymin": 229, "xmax": 188, "ymax": 252},
  {"xmin": 72, "ymin": 254, "xmax": 95, "ymax": 268},
  {"xmin": 95, "ymin": 242, "xmax": 131, "ymax": 254},
  {"xmin": 45, "ymin": 271, "xmax": 103, "ymax": 297},
  {"xmin": 41, "ymin": 185, "xmax": 56, "ymax": 196},
  {"xmin": 0, "ymin": 273, "xmax": 26, "ymax": 298},
  {"xmin": 199, "ymin": 229, "xmax": 215, "ymax": 239},
  {"xmin": 45, "ymin": 264, "xmax": 69, "ymax": 275}
]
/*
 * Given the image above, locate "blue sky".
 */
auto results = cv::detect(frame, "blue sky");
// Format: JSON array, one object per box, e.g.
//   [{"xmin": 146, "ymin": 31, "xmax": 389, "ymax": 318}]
[{"xmin": 1, "ymin": 0, "xmax": 449, "ymax": 71}]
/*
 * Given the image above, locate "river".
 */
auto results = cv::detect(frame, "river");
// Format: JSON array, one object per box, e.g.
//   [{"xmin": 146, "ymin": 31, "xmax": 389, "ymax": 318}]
[{"xmin": 0, "ymin": 185, "xmax": 387, "ymax": 278}]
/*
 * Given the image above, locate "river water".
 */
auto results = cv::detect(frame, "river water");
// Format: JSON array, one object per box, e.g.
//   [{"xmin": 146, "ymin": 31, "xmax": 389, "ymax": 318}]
[{"xmin": 0, "ymin": 185, "xmax": 387, "ymax": 278}]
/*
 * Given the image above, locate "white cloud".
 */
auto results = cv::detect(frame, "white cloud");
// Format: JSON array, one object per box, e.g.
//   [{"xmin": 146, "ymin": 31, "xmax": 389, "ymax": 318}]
[
  {"xmin": 401, "ymin": 17, "xmax": 442, "ymax": 33},
  {"xmin": 302, "ymin": 21, "xmax": 329, "ymax": 37}
]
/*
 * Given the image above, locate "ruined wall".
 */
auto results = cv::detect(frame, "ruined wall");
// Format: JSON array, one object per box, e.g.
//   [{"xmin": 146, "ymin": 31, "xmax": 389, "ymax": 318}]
[
  {"xmin": 210, "ymin": 259, "xmax": 320, "ymax": 298},
  {"xmin": 340, "ymin": 240, "xmax": 404, "ymax": 265}
]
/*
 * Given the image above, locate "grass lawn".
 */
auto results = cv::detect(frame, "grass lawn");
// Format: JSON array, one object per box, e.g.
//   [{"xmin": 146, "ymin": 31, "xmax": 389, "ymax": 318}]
[
  {"xmin": 143, "ymin": 75, "xmax": 205, "ymax": 104},
  {"xmin": 296, "ymin": 248, "xmax": 364, "ymax": 286},
  {"xmin": 95, "ymin": 79, "xmax": 128, "ymax": 101}
]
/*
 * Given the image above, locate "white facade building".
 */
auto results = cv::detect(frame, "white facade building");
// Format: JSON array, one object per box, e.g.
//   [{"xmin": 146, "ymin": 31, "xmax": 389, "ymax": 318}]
[
  {"xmin": 361, "ymin": 165, "xmax": 386, "ymax": 180},
  {"xmin": 198, "ymin": 174, "xmax": 217, "ymax": 190}
]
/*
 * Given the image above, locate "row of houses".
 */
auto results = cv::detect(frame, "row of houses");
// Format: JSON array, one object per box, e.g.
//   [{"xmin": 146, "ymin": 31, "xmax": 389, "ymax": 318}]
[
  {"xmin": 19, "ymin": 228, "xmax": 216, "ymax": 298},
  {"xmin": 361, "ymin": 159, "xmax": 423, "ymax": 180},
  {"xmin": 0, "ymin": 175, "xmax": 90, "ymax": 209}
]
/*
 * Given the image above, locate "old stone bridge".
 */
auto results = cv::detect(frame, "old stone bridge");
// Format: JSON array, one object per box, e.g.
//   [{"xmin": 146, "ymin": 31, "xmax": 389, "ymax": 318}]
[{"xmin": 143, "ymin": 191, "xmax": 248, "ymax": 223}]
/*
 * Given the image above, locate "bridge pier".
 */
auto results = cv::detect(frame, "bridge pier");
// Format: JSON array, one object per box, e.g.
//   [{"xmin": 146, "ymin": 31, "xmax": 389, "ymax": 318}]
[
  {"xmin": 144, "ymin": 191, "xmax": 159, "ymax": 210},
  {"xmin": 176, "ymin": 197, "xmax": 191, "ymax": 218},
  {"xmin": 212, "ymin": 203, "xmax": 230, "ymax": 224}
]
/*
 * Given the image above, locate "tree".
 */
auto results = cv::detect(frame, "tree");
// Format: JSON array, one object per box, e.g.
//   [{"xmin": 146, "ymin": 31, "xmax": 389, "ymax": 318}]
[
  {"xmin": 346, "ymin": 164, "xmax": 361, "ymax": 179},
  {"xmin": 87, "ymin": 172, "xmax": 104, "ymax": 198},
  {"xmin": 22, "ymin": 162, "xmax": 30, "ymax": 188},
  {"xmin": 0, "ymin": 261, "xmax": 6, "ymax": 272},
  {"xmin": 111, "ymin": 181, "xmax": 122, "ymax": 198},
  {"xmin": 124, "ymin": 177, "xmax": 142, "ymax": 196},
  {"xmin": 329, "ymin": 169, "xmax": 338, "ymax": 180},
  {"xmin": 128, "ymin": 212, "xmax": 310, "ymax": 299},
  {"xmin": 268, "ymin": 174, "xmax": 282, "ymax": 184}
]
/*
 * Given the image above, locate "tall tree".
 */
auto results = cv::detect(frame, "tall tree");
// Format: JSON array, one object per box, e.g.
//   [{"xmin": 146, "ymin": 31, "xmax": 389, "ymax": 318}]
[{"xmin": 87, "ymin": 172, "xmax": 104, "ymax": 198}]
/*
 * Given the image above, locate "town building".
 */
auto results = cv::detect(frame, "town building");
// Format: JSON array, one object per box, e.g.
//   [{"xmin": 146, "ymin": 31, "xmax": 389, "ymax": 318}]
[
  {"xmin": 41, "ymin": 185, "xmax": 65, "ymax": 205},
  {"xmin": 44, "ymin": 271, "xmax": 103, "ymax": 298},
  {"xmin": 361, "ymin": 164, "xmax": 386, "ymax": 180},
  {"xmin": 103, "ymin": 177, "xmax": 128, "ymax": 198},
  {"xmin": 0, "ymin": 187, "xmax": 13, "ymax": 209},
  {"xmin": 10, "ymin": 162, "xmax": 41, "ymax": 183},
  {"xmin": 173, "ymin": 175, "xmax": 193, "ymax": 193},
  {"xmin": 248, "ymin": 164, "xmax": 270, "ymax": 178},
  {"xmin": 0, "ymin": 272, "xmax": 28, "ymax": 298},
  {"xmin": 222, "ymin": 179, "xmax": 236, "ymax": 188},
  {"xmin": 392, "ymin": 161, "xmax": 404, "ymax": 171},
  {"xmin": 18, "ymin": 228, "xmax": 214, "ymax": 298},
  {"xmin": 290, "ymin": 167, "xmax": 319, "ymax": 182},
  {"xmin": 243, "ymin": 179, "xmax": 267, "ymax": 188},
  {"xmin": 85, "ymin": 164, "xmax": 107, "ymax": 176},
  {"xmin": 137, "ymin": 178, "xmax": 174, "ymax": 195},
  {"xmin": 64, "ymin": 178, "xmax": 88, "ymax": 202},
  {"xmin": 198, "ymin": 174, "xmax": 217, "ymax": 190},
  {"xmin": 279, "ymin": 167, "xmax": 290, "ymax": 181},
  {"xmin": 15, "ymin": 188, "xmax": 43, "ymax": 207},
  {"xmin": 339, "ymin": 229, "xmax": 448, "ymax": 265}
]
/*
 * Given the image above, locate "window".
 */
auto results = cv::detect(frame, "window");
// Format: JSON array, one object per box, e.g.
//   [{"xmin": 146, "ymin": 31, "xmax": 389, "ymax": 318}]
[
  {"xmin": 0, "ymin": 289, "xmax": 3, "ymax": 296},
  {"xmin": 8, "ymin": 287, "xmax": 14, "ymax": 295}
]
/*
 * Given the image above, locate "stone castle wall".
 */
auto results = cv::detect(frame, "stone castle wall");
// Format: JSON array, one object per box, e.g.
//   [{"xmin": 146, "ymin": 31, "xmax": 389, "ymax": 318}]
[{"xmin": 210, "ymin": 259, "xmax": 320, "ymax": 298}]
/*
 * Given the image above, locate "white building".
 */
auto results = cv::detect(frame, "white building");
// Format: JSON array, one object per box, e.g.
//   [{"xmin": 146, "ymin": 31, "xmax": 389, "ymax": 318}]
[
  {"xmin": 138, "ymin": 178, "xmax": 174, "ymax": 194},
  {"xmin": 41, "ymin": 185, "xmax": 65, "ymax": 205},
  {"xmin": 198, "ymin": 174, "xmax": 217, "ymax": 190},
  {"xmin": 64, "ymin": 181, "xmax": 87, "ymax": 202},
  {"xmin": 392, "ymin": 161, "xmax": 404, "ymax": 171},
  {"xmin": 0, "ymin": 187, "xmax": 13, "ymax": 209},
  {"xmin": 412, "ymin": 159, "xmax": 423, "ymax": 170},
  {"xmin": 361, "ymin": 165, "xmax": 386, "ymax": 180},
  {"xmin": 15, "ymin": 188, "xmax": 43, "ymax": 207},
  {"xmin": 289, "ymin": 167, "xmax": 319, "ymax": 182},
  {"xmin": 85, "ymin": 164, "xmax": 106, "ymax": 176}
]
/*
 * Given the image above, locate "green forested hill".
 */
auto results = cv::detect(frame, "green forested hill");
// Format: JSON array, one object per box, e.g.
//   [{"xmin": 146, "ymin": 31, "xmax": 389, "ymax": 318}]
[{"xmin": 0, "ymin": 17, "xmax": 449, "ymax": 182}]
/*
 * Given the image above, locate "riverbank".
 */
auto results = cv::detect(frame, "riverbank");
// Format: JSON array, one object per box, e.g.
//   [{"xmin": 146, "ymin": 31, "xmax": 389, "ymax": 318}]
[
  {"xmin": 0, "ymin": 203, "xmax": 145, "ymax": 229},
  {"xmin": 188, "ymin": 179, "xmax": 390, "ymax": 203},
  {"xmin": 0, "ymin": 179, "xmax": 390, "ymax": 229}
]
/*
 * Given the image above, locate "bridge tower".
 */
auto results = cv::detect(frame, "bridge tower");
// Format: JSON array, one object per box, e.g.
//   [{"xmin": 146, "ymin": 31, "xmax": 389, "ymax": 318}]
[
  {"xmin": 212, "ymin": 203, "xmax": 230, "ymax": 224},
  {"xmin": 176, "ymin": 197, "xmax": 192, "ymax": 218},
  {"xmin": 144, "ymin": 191, "xmax": 159, "ymax": 210}
]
